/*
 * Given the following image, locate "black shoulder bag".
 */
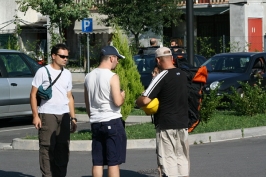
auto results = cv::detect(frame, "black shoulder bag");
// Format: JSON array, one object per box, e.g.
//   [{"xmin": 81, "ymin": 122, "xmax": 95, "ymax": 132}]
[{"xmin": 37, "ymin": 67, "xmax": 64, "ymax": 106}]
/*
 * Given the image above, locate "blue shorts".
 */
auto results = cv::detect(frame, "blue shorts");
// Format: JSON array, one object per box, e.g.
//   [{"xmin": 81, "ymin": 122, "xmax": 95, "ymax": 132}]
[{"xmin": 91, "ymin": 118, "xmax": 127, "ymax": 166}]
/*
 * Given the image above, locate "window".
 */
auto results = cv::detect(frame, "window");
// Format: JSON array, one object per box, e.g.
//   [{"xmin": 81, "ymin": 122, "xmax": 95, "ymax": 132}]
[{"xmin": 0, "ymin": 54, "xmax": 32, "ymax": 77}]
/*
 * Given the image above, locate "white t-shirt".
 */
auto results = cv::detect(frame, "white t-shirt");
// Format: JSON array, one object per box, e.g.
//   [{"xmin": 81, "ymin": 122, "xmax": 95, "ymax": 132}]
[
  {"xmin": 84, "ymin": 68, "xmax": 122, "ymax": 123},
  {"xmin": 32, "ymin": 64, "xmax": 72, "ymax": 114}
]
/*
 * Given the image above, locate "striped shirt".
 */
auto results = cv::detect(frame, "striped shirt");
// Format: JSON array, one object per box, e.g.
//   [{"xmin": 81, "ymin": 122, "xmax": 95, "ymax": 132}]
[{"xmin": 143, "ymin": 68, "xmax": 188, "ymax": 129}]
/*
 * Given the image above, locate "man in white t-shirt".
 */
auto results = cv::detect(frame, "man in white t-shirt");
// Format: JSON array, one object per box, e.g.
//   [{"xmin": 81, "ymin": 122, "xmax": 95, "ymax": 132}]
[
  {"xmin": 30, "ymin": 43, "xmax": 76, "ymax": 177},
  {"xmin": 84, "ymin": 46, "xmax": 126, "ymax": 177}
]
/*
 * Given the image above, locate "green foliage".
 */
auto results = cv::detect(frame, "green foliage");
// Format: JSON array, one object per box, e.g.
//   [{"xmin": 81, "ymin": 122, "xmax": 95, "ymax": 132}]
[
  {"xmin": 125, "ymin": 123, "xmax": 155, "ymax": 139},
  {"xmin": 200, "ymin": 88, "xmax": 224, "ymax": 124},
  {"xmin": 97, "ymin": 0, "xmax": 182, "ymax": 48},
  {"xmin": 191, "ymin": 110, "xmax": 266, "ymax": 134},
  {"xmin": 6, "ymin": 35, "xmax": 19, "ymax": 50},
  {"xmin": 218, "ymin": 38, "xmax": 251, "ymax": 53},
  {"xmin": 227, "ymin": 78, "xmax": 266, "ymax": 116},
  {"xmin": 17, "ymin": 0, "xmax": 92, "ymax": 44},
  {"xmin": 71, "ymin": 129, "xmax": 92, "ymax": 140},
  {"xmin": 112, "ymin": 29, "xmax": 144, "ymax": 120},
  {"xmin": 196, "ymin": 37, "xmax": 215, "ymax": 58}
]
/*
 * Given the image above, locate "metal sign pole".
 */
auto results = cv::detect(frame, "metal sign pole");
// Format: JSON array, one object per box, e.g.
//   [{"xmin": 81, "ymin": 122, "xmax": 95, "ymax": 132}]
[
  {"xmin": 186, "ymin": 0, "xmax": 194, "ymax": 65},
  {"xmin": 87, "ymin": 33, "xmax": 90, "ymax": 73},
  {"xmin": 82, "ymin": 18, "xmax": 93, "ymax": 73},
  {"xmin": 47, "ymin": 16, "xmax": 51, "ymax": 64}
]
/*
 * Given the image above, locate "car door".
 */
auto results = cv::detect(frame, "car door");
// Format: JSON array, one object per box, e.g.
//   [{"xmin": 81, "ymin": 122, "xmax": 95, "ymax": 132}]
[
  {"xmin": 0, "ymin": 59, "xmax": 10, "ymax": 117},
  {"xmin": 249, "ymin": 55, "xmax": 266, "ymax": 87},
  {"xmin": 1, "ymin": 53, "xmax": 33, "ymax": 116}
]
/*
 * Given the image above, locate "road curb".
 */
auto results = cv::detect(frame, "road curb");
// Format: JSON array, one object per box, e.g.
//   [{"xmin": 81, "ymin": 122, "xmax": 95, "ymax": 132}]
[{"xmin": 11, "ymin": 126, "xmax": 266, "ymax": 151}]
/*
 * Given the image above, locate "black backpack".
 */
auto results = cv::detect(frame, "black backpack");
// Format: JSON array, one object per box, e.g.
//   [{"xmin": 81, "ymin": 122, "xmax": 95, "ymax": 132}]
[{"xmin": 175, "ymin": 59, "xmax": 208, "ymax": 132}]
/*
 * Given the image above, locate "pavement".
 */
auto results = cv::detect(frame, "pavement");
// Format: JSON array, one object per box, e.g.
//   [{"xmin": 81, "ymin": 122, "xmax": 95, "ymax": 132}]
[{"xmin": 3, "ymin": 114, "xmax": 266, "ymax": 151}]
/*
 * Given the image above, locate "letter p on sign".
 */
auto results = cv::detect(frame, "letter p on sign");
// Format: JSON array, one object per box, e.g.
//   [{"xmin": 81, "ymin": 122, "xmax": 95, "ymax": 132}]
[{"xmin": 82, "ymin": 18, "xmax": 93, "ymax": 33}]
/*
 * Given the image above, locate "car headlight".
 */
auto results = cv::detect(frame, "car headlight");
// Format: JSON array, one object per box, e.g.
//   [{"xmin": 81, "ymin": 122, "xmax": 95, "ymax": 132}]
[{"xmin": 210, "ymin": 81, "xmax": 220, "ymax": 90}]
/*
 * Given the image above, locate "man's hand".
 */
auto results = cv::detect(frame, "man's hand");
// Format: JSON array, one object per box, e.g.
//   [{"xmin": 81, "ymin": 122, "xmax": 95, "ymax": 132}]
[{"xmin": 32, "ymin": 116, "xmax": 42, "ymax": 129}]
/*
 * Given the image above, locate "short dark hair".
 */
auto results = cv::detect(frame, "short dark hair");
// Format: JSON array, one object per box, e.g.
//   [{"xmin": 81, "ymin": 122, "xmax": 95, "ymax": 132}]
[
  {"xmin": 150, "ymin": 38, "xmax": 157, "ymax": 46},
  {"xmin": 100, "ymin": 55, "xmax": 110, "ymax": 62},
  {"xmin": 51, "ymin": 43, "xmax": 69, "ymax": 56},
  {"xmin": 170, "ymin": 39, "xmax": 178, "ymax": 44}
]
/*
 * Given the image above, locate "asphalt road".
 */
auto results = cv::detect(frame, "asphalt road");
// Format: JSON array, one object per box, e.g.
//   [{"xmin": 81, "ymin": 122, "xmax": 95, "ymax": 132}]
[
  {"xmin": 0, "ymin": 117, "xmax": 91, "ymax": 144},
  {"xmin": 0, "ymin": 136, "xmax": 266, "ymax": 177},
  {"xmin": 72, "ymin": 83, "xmax": 85, "ymax": 108}
]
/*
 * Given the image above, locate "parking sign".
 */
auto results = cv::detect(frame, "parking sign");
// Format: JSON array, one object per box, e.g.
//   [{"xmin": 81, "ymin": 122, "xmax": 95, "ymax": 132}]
[{"xmin": 82, "ymin": 18, "xmax": 93, "ymax": 33}]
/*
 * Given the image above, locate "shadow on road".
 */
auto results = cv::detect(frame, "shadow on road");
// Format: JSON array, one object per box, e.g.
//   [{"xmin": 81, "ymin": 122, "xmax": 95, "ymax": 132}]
[
  {"xmin": 0, "ymin": 116, "xmax": 32, "ymax": 128},
  {"xmin": 82, "ymin": 169, "xmax": 157, "ymax": 177},
  {"xmin": 0, "ymin": 170, "xmax": 34, "ymax": 177}
]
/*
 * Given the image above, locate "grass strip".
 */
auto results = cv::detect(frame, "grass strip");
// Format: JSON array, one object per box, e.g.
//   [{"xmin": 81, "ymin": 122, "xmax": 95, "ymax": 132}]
[{"xmin": 25, "ymin": 110, "xmax": 266, "ymax": 140}]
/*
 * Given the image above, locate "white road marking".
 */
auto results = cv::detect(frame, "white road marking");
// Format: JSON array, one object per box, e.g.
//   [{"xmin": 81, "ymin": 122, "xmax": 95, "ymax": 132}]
[{"xmin": 0, "ymin": 127, "xmax": 35, "ymax": 132}]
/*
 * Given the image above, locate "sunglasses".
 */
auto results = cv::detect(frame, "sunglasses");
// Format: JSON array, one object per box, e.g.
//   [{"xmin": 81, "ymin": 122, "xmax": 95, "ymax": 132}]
[{"xmin": 56, "ymin": 54, "xmax": 69, "ymax": 59}]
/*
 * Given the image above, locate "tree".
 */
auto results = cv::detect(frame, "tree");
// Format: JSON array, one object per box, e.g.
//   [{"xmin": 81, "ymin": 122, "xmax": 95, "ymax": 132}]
[
  {"xmin": 96, "ymin": 0, "xmax": 182, "ymax": 49},
  {"xmin": 16, "ymin": 0, "xmax": 92, "ymax": 43},
  {"xmin": 112, "ymin": 28, "xmax": 144, "ymax": 120}
]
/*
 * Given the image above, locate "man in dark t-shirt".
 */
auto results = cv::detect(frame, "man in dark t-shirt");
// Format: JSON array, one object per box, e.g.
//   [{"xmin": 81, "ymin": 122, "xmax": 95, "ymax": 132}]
[{"xmin": 136, "ymin": 47, "xmax": 189, "ymax": 177}]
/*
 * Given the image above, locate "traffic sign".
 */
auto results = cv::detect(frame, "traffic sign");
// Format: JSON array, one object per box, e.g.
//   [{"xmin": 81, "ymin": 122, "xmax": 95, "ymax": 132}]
[{"xmin": 82, "ymin": 18, "xmax": 93, "ymax": 33}]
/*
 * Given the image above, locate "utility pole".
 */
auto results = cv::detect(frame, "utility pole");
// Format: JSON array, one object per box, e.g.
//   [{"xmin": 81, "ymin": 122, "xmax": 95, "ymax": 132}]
[
  {"xmin": 186, "ymin": 0, "xmax": 194, "ymax": 65},
  {"xmin": 46, "ymin": 16, "xmax": 51, "ymax": 64}
]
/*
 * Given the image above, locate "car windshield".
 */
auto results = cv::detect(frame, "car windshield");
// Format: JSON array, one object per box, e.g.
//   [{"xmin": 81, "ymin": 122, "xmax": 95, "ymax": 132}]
[
  {"xmin": 202, "ymin": 55, "xmax": 250, "ymax": 73},
  {"xmin": 21, "ymin": 53, "xmax": 41, "ymax": 73},
  {"xmin": 134, "ymin": 55, "xmax": 156, "ymax": 74}
]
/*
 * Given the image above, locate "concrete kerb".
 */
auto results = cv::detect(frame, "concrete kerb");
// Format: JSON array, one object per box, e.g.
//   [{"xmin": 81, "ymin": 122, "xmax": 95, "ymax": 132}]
[{"xmin": 10, "ymin": 115, "xmax": 266, "ymax": 151}]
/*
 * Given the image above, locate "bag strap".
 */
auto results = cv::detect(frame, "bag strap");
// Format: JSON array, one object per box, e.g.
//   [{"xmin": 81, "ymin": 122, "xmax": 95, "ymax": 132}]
[
  {"xmin": 51, "ymin": 68, "xmax": 63, "ymax": 86},
  {"xmin": 44, "ymin": 66, "xmax": 64, "ymax": 89},
  {"xmin": 44, "ymin": 67, "xmax": 52, "ymax": 85}
]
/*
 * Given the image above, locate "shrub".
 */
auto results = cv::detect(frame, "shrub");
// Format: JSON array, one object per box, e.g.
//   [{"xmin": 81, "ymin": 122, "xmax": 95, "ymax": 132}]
[
  {"xmin": 112, "ymin": 29, "xmax": 144, "ymax": 120},
  {"xmin": 200, "ymin": 88, "xmax": 224, "ymax": 124},
  {"xmin": 227, "ymin": 78, "xmax": 266, "ymax": 116}
]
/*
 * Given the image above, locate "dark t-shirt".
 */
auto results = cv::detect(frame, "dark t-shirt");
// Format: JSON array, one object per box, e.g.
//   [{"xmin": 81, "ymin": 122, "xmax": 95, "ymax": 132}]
[{"xmin": 143, "ymin": 68, "xmax": 188, "ymax": 129}]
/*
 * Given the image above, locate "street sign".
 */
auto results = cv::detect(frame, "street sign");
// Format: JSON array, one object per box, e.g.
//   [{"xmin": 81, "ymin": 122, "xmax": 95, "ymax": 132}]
[
  {"xmin": 81, "ymin": 18, "xmax": 93, "ymax": 73},
  {"xmin": 82, "ymin": 18, "xmax": 93, "ymax": 33}
]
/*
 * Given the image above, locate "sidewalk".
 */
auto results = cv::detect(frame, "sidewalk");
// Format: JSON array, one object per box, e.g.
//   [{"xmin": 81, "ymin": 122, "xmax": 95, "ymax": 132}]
[{"xmin": 10, "ymin": 114, "xmax": 266, "ymax": 151}]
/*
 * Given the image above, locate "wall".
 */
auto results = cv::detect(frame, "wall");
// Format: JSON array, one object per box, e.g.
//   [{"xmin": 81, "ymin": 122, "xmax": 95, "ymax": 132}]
[
  {"xmin": 230, "ymin": 1, "xmax": 265, "ymax": 52},
  {"xmin": 0, "ymin": 0, "xmax": 17, "ymax": 33},
  {"xmin": 230, "ymin": 4, "xmax": 246, "ymax": 51}
]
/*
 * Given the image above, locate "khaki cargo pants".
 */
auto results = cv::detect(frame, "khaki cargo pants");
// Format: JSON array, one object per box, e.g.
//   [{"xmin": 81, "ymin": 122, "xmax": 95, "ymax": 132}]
[{"xmin": 38, "ymin": 113, "xmax": 70, "ymax": 177}]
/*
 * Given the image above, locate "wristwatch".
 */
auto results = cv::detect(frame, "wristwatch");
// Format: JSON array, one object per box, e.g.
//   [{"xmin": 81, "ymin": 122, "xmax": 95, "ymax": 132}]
[{"xmin": 71, "ymin": 117, "xmax": 77, "ymax": 122}]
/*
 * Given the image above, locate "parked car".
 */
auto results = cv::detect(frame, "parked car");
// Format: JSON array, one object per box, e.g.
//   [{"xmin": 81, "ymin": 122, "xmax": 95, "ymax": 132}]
[
  {"xmin": 0, "ymin": 49, "xmax": 41, "ymax": 119},
  {"xmin": 201, "ymin": 52, "xmax": 266, "ymax": 95},
  {"xmin": 134, "ymin": 48, "xmax": 207, "ymax": 88}
]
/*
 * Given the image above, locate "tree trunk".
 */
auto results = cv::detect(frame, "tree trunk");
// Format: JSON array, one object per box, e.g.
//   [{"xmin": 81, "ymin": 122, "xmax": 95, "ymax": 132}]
[{"xmin": 134, "ymin": 34, "xmax": 139, "ymax": 50}]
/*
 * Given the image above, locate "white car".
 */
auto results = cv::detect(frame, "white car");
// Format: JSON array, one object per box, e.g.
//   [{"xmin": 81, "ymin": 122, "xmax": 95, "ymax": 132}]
[{"xmin": 0, "ymin": 49, "xmax": 41, "ymax": 119}]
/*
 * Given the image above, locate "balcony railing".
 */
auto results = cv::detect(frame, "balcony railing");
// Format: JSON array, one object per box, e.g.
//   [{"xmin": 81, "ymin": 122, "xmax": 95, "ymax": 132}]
[
  {"xmin": 178, "ymin": 0, "xmax": 229, "ymax": 5},
  {"xmin": 74, "ymin": 0, "xmax": 229, "ymax": 9}
]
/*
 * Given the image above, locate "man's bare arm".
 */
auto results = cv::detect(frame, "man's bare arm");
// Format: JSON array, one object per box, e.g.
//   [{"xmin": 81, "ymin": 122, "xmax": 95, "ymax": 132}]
[
  {"xmin": 68, "ymin": 91, "xmax": 77, "ymax": 133},
  {"xmin": 84, "ymin": 85, "xmax": 90, "ymax": 117},
  {"xmin": 136, "ymin": 96, "xmax": 152, "ymax": 108},
  {"xmin": 30, "ymin": 86, "xmax": 41, "ymax": 129},
  {"xmin": 110, "ymin": 74, "xmax": 125, "ymax": 107},
  {"xmin": 67, "ymin": 91, "xmax": 75, "ymax": 118}
]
